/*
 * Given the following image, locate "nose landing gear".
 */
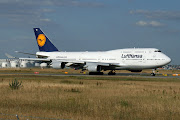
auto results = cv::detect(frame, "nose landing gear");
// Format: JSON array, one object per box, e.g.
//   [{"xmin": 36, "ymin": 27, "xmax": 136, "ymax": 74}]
[{"xmin": 151, "ymin": 69, "xmax": 156, "ymax": 76}]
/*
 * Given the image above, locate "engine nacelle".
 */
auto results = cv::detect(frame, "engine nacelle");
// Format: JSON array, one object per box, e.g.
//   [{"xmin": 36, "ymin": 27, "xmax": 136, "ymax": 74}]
[
  {"xmin": 87, "ymin": 65, "xmax": 101, "ymax": 72},
  {"xmin": 40, "ymin": 63, "xmax": 48, "ymax": 68},
  {"xmin": 51, "ymin": 62, "xmax": 65, "ymax": 69}
]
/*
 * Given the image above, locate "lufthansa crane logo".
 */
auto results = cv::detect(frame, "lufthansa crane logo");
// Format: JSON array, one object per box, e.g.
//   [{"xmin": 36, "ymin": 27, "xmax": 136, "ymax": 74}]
[{"xmin": 37, "ymin": 34, "xmax": 46, "ymax": 47}]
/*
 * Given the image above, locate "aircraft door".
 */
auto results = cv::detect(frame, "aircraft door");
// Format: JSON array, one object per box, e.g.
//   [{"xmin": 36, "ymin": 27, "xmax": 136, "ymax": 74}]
[{"xmin": 98, "ymin": 55, "xmax": 101, "ymax": 62}]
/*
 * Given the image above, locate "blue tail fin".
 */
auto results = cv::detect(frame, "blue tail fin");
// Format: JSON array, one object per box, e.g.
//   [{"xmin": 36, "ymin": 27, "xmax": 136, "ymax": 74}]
[{"xmin": 33, "ymin": 28, "xmax": 59, "ymax": 52}]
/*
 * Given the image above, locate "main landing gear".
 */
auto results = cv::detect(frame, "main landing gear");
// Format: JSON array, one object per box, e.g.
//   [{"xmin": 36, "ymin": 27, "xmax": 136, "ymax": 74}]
[
  {"xmin": 89, "ymin": 72, "xmax": 104, "ymax": 75},
  {"xmin": 88, "ymin": 70, "xmax": 116, "ymax": 75},
  {"xmin": 108, "ymin": 70, "xmax": 116, "ymax": 75}
]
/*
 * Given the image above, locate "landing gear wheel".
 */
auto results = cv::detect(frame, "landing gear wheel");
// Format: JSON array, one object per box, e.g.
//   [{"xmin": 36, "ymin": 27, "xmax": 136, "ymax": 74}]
[
  {"xmin": 150, "ymin": 73, "xmax": 156, "ymax": 76},
  {"xmin": 151, "ymin": 69, "xmax": 156, "ymax": 76},
  {"xmin": 89, "ymin": 72, "xmax": 104, "ymax": 75},
  {"xmin": 108, "ymin": 70, "xmax": 116, "ymax": 75}
]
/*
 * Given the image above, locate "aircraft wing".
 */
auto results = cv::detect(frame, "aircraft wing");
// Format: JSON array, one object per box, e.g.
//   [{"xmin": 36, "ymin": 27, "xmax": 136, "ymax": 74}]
[
  {"xmin": 19, "ymin": 58, "xmax": 121, "ymax": 70},
  {"xmin": 19, "ymin": 58, "xmax": 50, "ymax": 61},
  {"xmin": 84, "ymin": 62, "xmax": 120, "ymax": 67},
  {"xmin": 50, "ymin": 59, "xmax": 121, "ymax": 70},
  {"xmin": 53, "ymin": 59, "xmax": 120, "ymax": 66},
  {"xmin": 15, "ymin": 51, "xmax": 37, "ymax": 56}
]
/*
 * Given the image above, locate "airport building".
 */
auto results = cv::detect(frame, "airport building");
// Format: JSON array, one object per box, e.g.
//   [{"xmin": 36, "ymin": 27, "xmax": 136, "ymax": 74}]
[{"xmin": 0, "ymin": 59, "xmax": 47, "ymax": 68}]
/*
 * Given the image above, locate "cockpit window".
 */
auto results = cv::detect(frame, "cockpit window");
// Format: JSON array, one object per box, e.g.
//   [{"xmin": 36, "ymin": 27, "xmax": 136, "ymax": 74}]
[{"xmin": 154, "ymin": 50, "xmax": 161, "ymax": 52}]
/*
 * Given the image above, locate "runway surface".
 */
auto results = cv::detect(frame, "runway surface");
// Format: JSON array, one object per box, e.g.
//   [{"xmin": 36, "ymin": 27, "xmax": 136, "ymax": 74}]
[{"xmin": 0, "ymin": 72, "xmax": 179, "ymax": 78}]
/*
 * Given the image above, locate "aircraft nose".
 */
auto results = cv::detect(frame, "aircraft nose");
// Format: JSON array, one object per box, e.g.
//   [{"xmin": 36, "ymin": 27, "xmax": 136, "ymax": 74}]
[{"xmin": 165, "ymin": 56, "xmax": 171, "ymax": 64}]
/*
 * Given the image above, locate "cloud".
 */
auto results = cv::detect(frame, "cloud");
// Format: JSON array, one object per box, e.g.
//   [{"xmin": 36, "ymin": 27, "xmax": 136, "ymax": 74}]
[
  {"xmin": 40, "ymin": 18, "xmax": 51, "ymax": 22},
  {"xmin": 136, "ymin": 21, "xmax": 148, "ymax": 26},
  {"xmin": 149, "ymin": 21, "xmax": 164, "ymax": 27},
  {"xmin": 0, "ymin": 0, "xmax": 105, "ymax": 8},
  {"xmin": 136, "ymin": 20, "xmax": 164, "ymax": 27},
  {"xmin": 130, "ymin": 10, "xmax": 180, "ymax": 21},
  {"xmin": 54, "ymin": 0, "xmax": 105, "ymax": 7},
  {"xmin": 28, "ymin": 0, "xmax": 105, "ymax": 7},
  {"xmin": 0, "ymin": 0, "xmax": 105, "ymax": 27}
]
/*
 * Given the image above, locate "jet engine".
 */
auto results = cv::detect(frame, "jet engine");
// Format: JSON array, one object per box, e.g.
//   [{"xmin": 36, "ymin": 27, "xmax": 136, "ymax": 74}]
[
  {"xmin": 87, "ymin": 65, "xmax": 101, "ymax": 72},
  {"xmin": 51, "ymin": 62, "xmax": 65, "ymax": 69}
]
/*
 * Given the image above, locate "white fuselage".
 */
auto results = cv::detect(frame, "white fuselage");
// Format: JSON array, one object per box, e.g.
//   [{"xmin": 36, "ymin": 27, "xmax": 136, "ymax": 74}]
[{"xmin": 36, "ymin": 48, "xmax": 171, "ymax": 71}]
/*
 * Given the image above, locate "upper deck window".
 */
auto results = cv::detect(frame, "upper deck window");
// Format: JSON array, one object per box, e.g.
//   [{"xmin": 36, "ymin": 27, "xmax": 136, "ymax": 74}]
[
  {"xmin": 135, "ymin": 51, "xmax": 144, "ymax": 53},
  {"xmin": 154, "ymin": 50, "xmax": 161, "ymax": 52},
  {"xmin": 123, "ymin": 51, "xmax": 131, "ymax": 53}
]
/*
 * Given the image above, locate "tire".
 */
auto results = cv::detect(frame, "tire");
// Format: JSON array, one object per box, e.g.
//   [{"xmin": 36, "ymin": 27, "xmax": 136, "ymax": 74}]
[
  {"xmin": 151, "ymin": 73, "xmax": 156, "ymax": 76},
  {"xmin": 108, "ymin": 72, "xmax": 116, "ymax": 75},
  {"xmin": 89, "ymin": 72, "xmax": 104, "ymax": 75}
]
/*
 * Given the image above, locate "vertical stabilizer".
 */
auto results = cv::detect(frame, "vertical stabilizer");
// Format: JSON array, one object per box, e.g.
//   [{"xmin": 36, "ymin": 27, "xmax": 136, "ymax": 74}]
[{"xmin": 33, "ymin": 28, "xmax": 59, "ymax": 52}]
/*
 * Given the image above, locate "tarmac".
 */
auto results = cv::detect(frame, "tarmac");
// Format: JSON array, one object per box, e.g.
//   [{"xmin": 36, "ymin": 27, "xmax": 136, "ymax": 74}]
[{"xmin": 0, "ymin": 72, "xmax": 179, "ymax": 78}]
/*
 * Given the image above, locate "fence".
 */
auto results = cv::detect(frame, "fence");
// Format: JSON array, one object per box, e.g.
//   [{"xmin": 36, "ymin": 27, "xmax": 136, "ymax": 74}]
[{"xmin": 0, "ymin": 113, "xmax": 70, "ymax": 120}]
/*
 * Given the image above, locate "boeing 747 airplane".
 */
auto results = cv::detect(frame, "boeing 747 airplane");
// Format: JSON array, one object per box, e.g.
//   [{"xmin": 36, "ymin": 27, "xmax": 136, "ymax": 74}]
[{"xmin": 20, "ymin": 28, "xmax": 171, "ymax": 75}]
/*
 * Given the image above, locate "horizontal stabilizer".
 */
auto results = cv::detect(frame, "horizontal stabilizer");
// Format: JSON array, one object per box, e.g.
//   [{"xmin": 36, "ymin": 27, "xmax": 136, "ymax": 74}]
[
  {"xmin": 15, "ymin": 51, "xmax": 36, "ymax": 56},
  {"xmin": 5, "ymin": 53, "xmax": 16, "ymax": 59}
]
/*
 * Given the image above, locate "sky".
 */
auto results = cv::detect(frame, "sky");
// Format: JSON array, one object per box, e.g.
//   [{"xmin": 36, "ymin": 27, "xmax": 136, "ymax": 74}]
[{"xmin": 0, "ymin": 0, "xmax": 180, "ymax": 64}]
